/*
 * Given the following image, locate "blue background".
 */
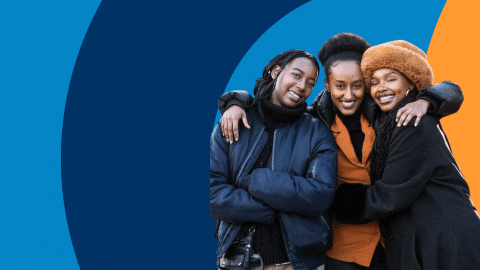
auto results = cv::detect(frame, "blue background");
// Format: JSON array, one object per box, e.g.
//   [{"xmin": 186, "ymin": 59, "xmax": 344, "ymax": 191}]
[{"xmin": 0, "ymin": 0, "xmax": 446, "ymax": 269}]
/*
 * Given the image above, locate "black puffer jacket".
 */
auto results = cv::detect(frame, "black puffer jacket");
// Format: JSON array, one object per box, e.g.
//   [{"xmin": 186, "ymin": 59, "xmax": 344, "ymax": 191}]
[{"xmin": 211, "ymin": 105, "xmax": 337, "ymax": 269}]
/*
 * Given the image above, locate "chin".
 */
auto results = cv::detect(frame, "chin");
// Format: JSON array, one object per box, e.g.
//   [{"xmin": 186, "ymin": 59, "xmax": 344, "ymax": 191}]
[
  {"xmin": 339, "ymin": 107, "xmax": 358, "ymax": 116},
  {"xmin": 341, "ymin": 110, "xmax": 356, "ymax": 116},
  {"xmin": 374, "ymin": 100, "xmax": 392, "ymax": 112},
  {"xmin": 379, "ymin": 104, "xmax": 394, "ymax": 112},
  {"xmin": 283, "ymin": 102, "xmax": 299, "ymax": 108},
  {"xmin": 285, "ymin": 100, "xmax": 303, "ymax": 108}
]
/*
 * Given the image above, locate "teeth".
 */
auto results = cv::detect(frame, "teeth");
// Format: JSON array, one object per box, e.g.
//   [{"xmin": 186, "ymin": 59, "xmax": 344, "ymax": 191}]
[
  {"xmin": 342, "ymin": 101, "xmax": 354, "ymax": 107},
  {"xmin": 379, "ymin": 95, "xmax": 394, "ymax": 103},
  {"xmin": 290, "ymin": 91, "xmax": 300, "ymax": 99}
]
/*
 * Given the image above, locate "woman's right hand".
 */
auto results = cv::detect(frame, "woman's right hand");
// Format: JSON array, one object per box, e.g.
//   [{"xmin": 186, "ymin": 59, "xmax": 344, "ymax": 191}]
[{"xmin": 221, "ymin": 105, "xmax": 250, "ymax": 144}]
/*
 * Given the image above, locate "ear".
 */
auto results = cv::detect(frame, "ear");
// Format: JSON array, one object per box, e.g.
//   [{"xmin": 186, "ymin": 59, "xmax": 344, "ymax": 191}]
[
  {"xmin": 324, "ymin": 78, "xmax": 330, "ymax": 92},
  {"xmin": 271, "ymin": 65, "xmax": 281, "ymax": 80},
  {"xmin": 409, "ymin": 82, "xmax": 415, "ymax": 91}
]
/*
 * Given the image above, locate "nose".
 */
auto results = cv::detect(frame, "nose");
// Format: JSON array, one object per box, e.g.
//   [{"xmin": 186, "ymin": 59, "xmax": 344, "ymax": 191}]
[
  {"xmin": 344, "ymin": 87, "xmax": 353, "ymax": 100},
  {"xmin": 297, "ymin": 79, "xmax": 306, "ymax": 91},
  {"xmin": 378, "ymin": 80, "xmax": 387, "ymax": 91}
]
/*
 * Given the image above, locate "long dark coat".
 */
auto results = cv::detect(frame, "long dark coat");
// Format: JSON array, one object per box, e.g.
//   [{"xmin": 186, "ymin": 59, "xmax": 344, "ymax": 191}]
[{"xmin": 335, "ymin": 114, "xmax": 480, "ymax": 270}]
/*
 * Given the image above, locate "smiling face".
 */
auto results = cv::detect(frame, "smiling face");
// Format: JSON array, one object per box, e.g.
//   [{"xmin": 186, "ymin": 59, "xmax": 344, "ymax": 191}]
[
  {"xmin": 270, "ymin": 57, "xmax": 318, "ymax": 108},
  {"xmin": 325, "ymin": 61, "xmax": 365, "ymax": 115},
  {"xmin": 370, "ymin": 68, "xmax": 414, "ymax": 112}
]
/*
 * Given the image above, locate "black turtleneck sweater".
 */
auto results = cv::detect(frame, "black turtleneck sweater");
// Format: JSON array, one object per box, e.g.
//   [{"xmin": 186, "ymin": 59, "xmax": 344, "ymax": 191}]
[
  {"xmin": 234, "ymin": 98, "xmax": 306, "ymax": 265},
  {"xmin": 335, "ymin": 107, "xmax": 365, "ymax": 163}
]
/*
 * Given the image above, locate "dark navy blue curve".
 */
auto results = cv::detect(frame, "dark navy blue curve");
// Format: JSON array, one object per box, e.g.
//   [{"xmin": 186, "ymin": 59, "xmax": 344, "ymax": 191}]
[{"xmin": 62, "ymin": 1, "xmax": 309, "ymax": 269}]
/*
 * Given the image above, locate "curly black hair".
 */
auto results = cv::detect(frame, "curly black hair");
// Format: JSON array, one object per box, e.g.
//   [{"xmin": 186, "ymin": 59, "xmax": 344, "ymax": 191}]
[
  {"xmin": 318, "ymin": 33, "xmax": 370, "ymax": 80},
  {"xmin": 253, "ymin": 49, "xmax": 319, "ymax": 101}
]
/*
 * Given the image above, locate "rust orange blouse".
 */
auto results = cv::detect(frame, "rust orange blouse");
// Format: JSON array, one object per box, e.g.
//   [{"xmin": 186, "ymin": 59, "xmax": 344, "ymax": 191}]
[{"xmin": 325, "ymin": 114, "xmax": 382, "ymax": 267}]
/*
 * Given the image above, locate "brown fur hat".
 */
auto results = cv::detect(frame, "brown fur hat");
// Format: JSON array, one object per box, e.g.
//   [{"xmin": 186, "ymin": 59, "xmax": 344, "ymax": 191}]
[{"xmin": 361, "ymin": 40, "xmax": 433, "ymax": 90}]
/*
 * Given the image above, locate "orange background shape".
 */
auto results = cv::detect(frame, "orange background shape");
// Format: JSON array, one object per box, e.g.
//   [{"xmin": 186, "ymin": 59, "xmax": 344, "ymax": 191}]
[{"xmin": 428, "ymin": 0, "xmax": 480, "ymax": 205}]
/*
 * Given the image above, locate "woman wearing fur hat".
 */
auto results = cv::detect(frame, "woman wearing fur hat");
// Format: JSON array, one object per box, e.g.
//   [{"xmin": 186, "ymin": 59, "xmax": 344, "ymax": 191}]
[
  {"xmin": 331, "ymin": 40, "xmax": 480, "ymax": 270},
  {"xmin": 217, "ymin": 33, "xmax": 464, "ymax": 270}
]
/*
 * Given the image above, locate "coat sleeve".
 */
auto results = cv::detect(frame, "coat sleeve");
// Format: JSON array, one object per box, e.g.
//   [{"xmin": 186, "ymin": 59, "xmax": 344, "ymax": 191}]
[
  {"xmin": 210, "ymin": 123, "xmax": 276, "ymax": 224},
  {"xmin": 243, "ymin": 127, "xmax": 337, "ymax": 218},
  {"xmin": 417, "ymin": 81, "xmax": 463, "ymax": 117},
  {"xmin": 362, "ymin": 117, "xmax": 439, "ymax": 221},
  {"xmin": 218, "ymin": 90, "xmax": 254, "ymax": 114}
]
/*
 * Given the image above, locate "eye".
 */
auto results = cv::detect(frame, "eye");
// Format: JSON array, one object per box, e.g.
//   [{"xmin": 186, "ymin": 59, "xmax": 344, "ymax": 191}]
[
  {"xmin": 354, "ymin": 84, "xmax": 363, "ymax": 89},
  {"xmin": 292, "ymin": 73, "xmax": 300, "ymax": 78},
  {"xmin": 371, "ymin": 81, "xmax": 379, "ymax": 86},
  {"xmin": 387, "ymin": 78, "xmax": 396, "ymax": 82},
  {"xmin": 307, "ymin": 81, "xmax": 315, "ymax": 87},
  {"xmin": 335, "ymin": 85, "xmax": 345, "ymax": 89}
]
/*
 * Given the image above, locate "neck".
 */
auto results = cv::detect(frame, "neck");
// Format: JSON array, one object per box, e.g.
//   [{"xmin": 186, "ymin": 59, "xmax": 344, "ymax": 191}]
[
  {"xmin": 335, "ymin": 105, "xmax": 362, "ymax": 131},
  {"xmin": 336, "ymin": 106, "xmax": 361, "ymax": 122}
]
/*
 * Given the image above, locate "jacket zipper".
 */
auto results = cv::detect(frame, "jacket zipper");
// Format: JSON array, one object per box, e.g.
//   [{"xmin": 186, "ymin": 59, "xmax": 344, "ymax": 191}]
[
  {"xmin": 316, "ymin": 104, "xmax": 331, "ymax": 128},
  {"xmin": 271, "ymin": 129, "xmax": 277, "ymax": 170},
  {"xmin": 217, "ymin": 222, "xmax": 234, "ymax": 257},
  {"xmin": 320, "ymin": 215, "xmax": 330, "ymax": 230},
  {"xmin": 235, "ymin": 126, "xmax": 265, "ymax": 184},
  {"xmin": 220, "ymin": 127, "xmax": 265, "ymax": 254}
]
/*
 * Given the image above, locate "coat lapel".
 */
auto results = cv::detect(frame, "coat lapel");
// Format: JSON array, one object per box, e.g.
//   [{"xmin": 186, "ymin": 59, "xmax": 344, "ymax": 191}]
[
  {"xmin": 360, "ymin": 114, "xmax": 375, "ymax": 165},
  {"xmin": 331, "ymin": 114, "xmax": 375, "ymax": 167},
  {"xmin": 332, "ymin": 115, "xmax": 361, "ymax": 165}
]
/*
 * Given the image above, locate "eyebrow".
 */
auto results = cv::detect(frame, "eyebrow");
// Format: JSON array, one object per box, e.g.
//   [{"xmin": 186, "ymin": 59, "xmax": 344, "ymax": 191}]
[
  {"xmin": 292, "ymin": 67, "xmax": 304, "ymax": 74},
  {"xmin": 385, "ymin": 71, "xmax": 397, "ymax": 76},
  {"xmin": 372, "ymin": 71, "xmax": 397, "ymax": 79},
  {"xmin": 334, "ymin": 79, "xmax": 363, "ymax": 83},
  {"xmin": 292, "ymin": 66, "xmax": 319, "ymax": 81}
]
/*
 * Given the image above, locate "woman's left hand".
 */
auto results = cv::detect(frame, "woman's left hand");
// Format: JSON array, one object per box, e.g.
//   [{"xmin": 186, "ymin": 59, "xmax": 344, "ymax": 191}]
[{"xmin": 396, "ymin": 99, "xmax": 430, "ymax": 127}]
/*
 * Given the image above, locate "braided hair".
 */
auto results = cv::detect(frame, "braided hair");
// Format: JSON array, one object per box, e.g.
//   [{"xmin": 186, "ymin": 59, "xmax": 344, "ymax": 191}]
[
  {"xmin": 318, "ymin": 33, "xmax": 371, "ymax": 81},
  {"xmin": 252, "ymin": 49, "xmax": 319, "ymax": 104}
]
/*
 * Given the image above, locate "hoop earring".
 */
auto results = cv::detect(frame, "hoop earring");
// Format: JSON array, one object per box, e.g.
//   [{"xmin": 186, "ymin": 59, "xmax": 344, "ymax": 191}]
[{"xmin": 406, "ymin": 88, "xmax": 411, "ymax": 96}]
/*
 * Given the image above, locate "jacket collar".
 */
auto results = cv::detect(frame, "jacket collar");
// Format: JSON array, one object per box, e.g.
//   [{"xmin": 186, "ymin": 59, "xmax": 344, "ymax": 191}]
[{"xmin": 310, "ymin": 89, "xmax": 336, "ymax": 127}]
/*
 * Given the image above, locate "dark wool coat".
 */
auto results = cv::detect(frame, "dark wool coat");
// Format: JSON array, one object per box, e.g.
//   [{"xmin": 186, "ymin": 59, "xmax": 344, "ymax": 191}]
[{"xmin": 335, "ymin": 115, "xmax": 480, "ymax": 270}]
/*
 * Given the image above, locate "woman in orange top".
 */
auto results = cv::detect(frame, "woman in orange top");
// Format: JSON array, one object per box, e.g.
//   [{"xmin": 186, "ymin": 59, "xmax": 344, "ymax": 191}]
[
  {"xmin": 317, "ymin": 33, "xmax": 385, "ymax": 269},
  {"xmin": 217, "ymin": 33, "xmax": 463, "ymax": 270}
]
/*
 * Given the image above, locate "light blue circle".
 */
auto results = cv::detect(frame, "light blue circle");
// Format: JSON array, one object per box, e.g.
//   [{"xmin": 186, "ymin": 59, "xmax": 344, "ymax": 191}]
[{"xmin": 0, "ymin": 1, "xmax": 101, "ymax": 269}]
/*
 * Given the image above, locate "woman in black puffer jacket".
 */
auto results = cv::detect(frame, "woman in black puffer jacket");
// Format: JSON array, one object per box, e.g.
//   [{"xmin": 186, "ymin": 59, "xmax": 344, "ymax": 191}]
[{"xmin": 210, "ymin": 49, "xmax": 337, "ymax": 270}]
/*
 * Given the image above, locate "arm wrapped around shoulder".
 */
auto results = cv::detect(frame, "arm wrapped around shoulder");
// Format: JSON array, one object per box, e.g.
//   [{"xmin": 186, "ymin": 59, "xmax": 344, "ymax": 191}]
[
  {"xmin": 417, "ymin": 81, "xmax": 463, "ymax": 117},
  {"xmin": 218, "ymin": 90, "xmax": 254, "ymax": 114},
  {"xmin": 330, "ymin": 183, "xmax": 369, "ymax": 224}
]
